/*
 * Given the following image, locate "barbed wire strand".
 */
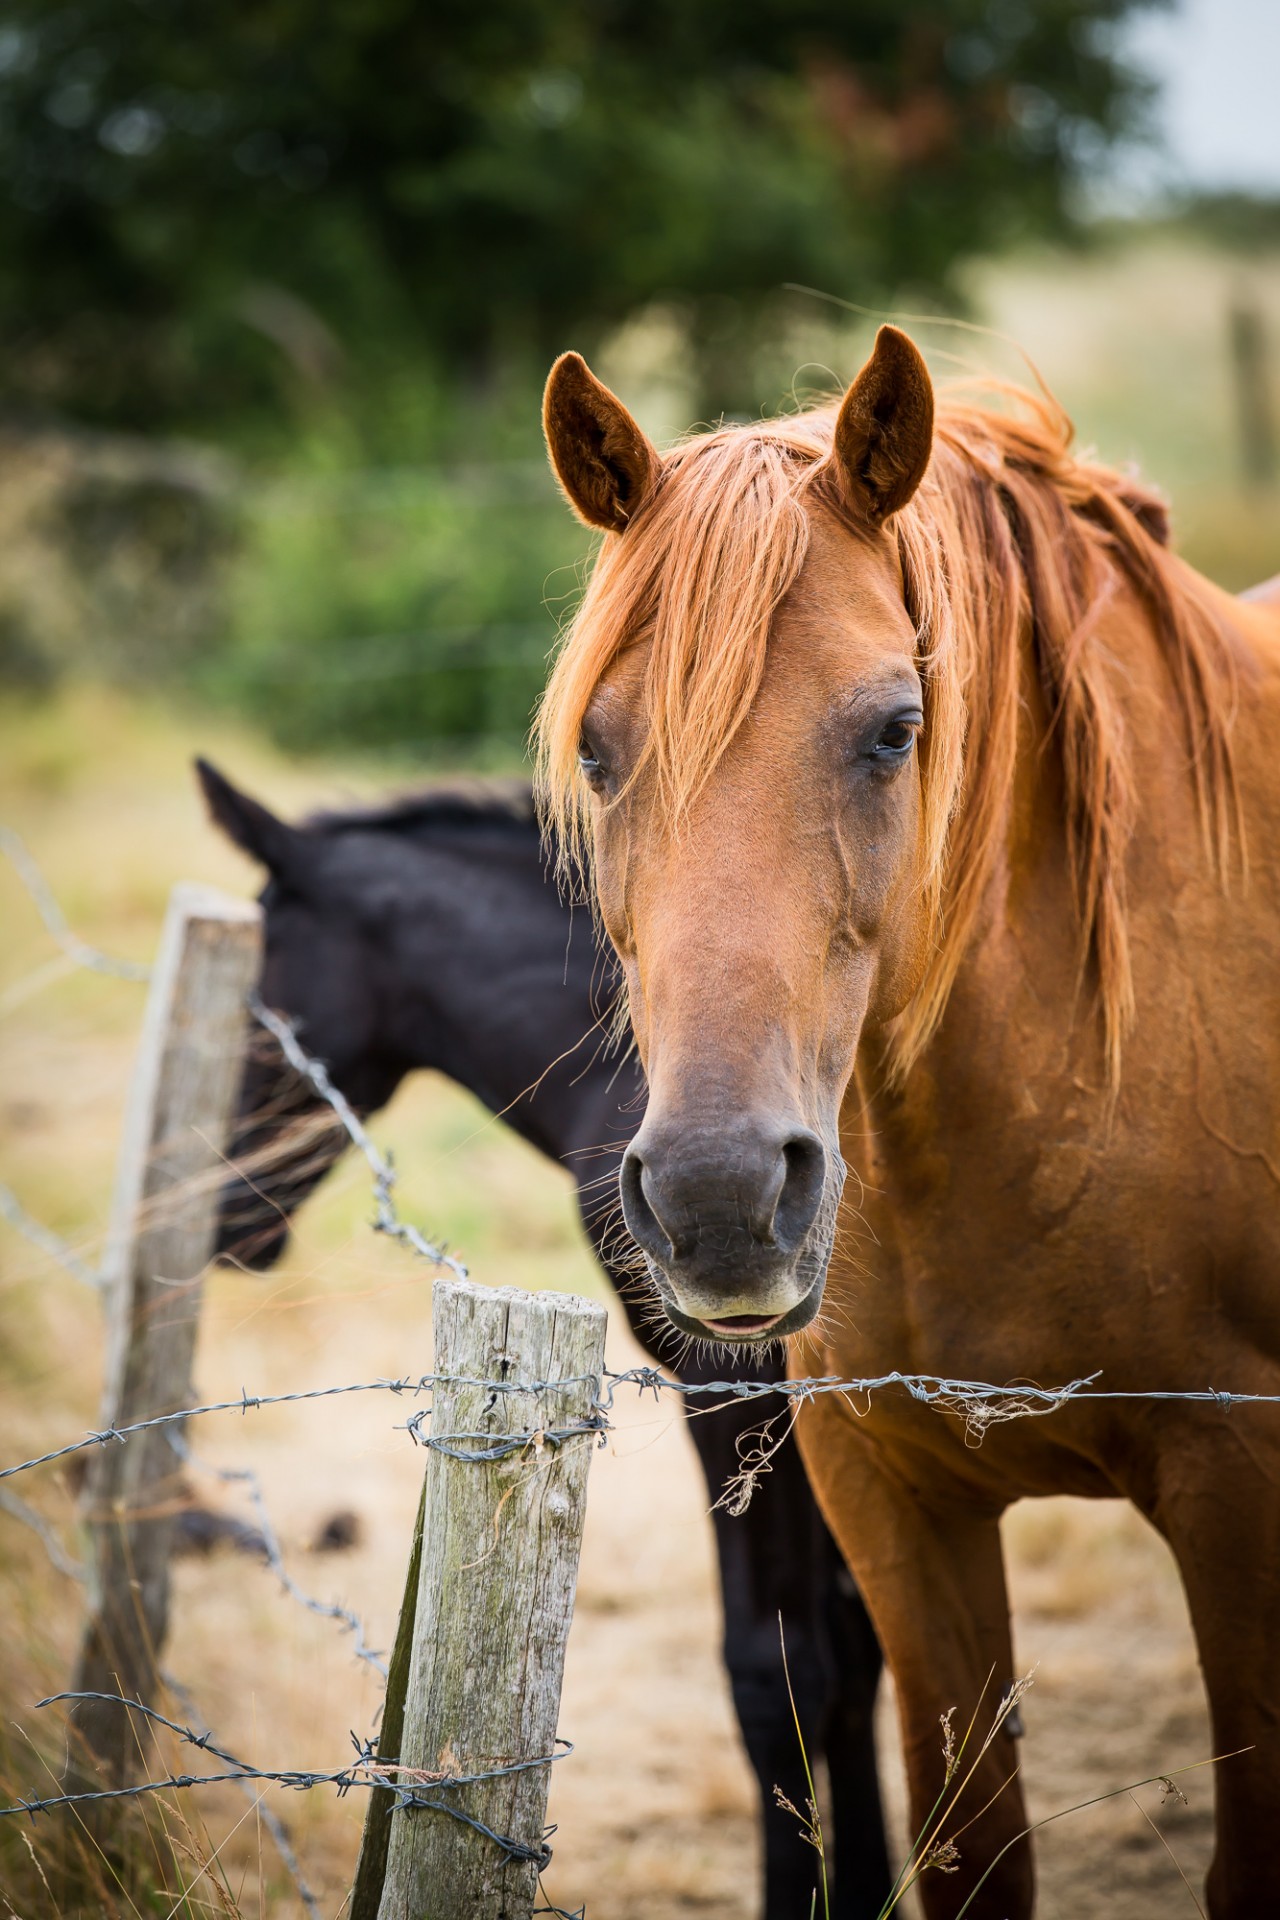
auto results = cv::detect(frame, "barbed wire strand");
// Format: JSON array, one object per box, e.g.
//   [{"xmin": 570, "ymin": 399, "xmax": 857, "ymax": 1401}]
[
  {"xmin": 161, "ymin": 1673, "xmax": 325, "ymax": 1920},
  {"xmin": 0, "ymin": 1486, "xmax": 84, "ymax": 1581},
  {"xmin": 0, "ymin": 1500, "xmax": 343, "ymax": 1919},
  {"xmin": 0, "ymin": 1180, "xmax": 104, "ymax": 1290},
  {"xmin": 167, "ymin": 1429, "xmax": 389, "ymax": 1681},
  {"xmin": 7, "ymin": 1693, "xmax": 570, "ymax": 1872},
  {"xmin": 8, "ymin": 1361, "xmax": 1280, "ymax": 1493},
  {"xmin": 0, "ymin": 826, "xmax": 151, "ymax": 982},
  {"xmin": 1, "ymin": 827, "xmax": 466, "ymax": 1287},
  {"xmin": 247, "ymin": 991, "xmax": 467, "ymax": 1281},
  {"xmin": 0, "ymin": 1492, "xmax": 327, "ymax": 1919}
]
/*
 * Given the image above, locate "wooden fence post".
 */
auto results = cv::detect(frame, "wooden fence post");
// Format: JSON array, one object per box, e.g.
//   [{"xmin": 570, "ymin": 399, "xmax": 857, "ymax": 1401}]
[
  {"xmin": 1229, "ymin": 294, "xmax": 1277, "ymax": 491},
  {"xmin": 355, "ymin": 1279, "xmax": 607, "ymax": 1920},
  {"xmin": 70, "ymin": 883, "xmax": 261, "ymax": 1783}
]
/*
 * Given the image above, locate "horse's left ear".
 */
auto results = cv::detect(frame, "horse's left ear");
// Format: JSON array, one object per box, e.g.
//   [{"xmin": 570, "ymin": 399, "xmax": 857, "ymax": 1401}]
[
  {"xmin": 829, "ymin": 325, "xmax": 934, "ymax": 525},
  {"xmin": 195, "ymin": 758, "xmax": 305, "ymax": 877},
  {"xmin": 543, "ymin": 351, "xmax": 660, "ymax": 533}
]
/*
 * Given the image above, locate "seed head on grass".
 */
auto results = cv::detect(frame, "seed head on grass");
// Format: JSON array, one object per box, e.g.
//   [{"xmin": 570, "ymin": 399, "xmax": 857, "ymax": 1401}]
[
  {"xmin": 775, "ymin": 1614, "xmax": 829, "ymax": 1920},
  {"xmin": 920, "ymin": 1838, "xmax": 960, "ymax": 1875},
  {"xmin": 772, "ymin": 1786, "xmax": 823, "ymax": 1854},
  {"xmin": 940, "ymin": 1707, "xmax": 958, "ymax": 1784}
]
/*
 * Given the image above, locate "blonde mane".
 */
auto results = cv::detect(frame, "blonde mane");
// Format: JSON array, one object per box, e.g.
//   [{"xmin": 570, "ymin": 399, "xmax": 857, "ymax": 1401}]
[{"xmin": 535, "ymin": 382, "xmax": 1239, "ymax": 1084}]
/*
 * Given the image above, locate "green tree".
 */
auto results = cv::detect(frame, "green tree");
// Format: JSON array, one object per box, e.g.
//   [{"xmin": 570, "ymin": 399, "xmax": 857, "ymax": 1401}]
[{"xmin": 0, "ymin": 0, "xmax": 1165, "ymax": 428}]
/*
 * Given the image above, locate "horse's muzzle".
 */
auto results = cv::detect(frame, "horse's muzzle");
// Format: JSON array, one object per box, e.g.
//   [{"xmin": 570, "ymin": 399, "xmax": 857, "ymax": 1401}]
[{"xmin": 619, "ymin": 1117, "xmax": 831, "ymax": 1340}]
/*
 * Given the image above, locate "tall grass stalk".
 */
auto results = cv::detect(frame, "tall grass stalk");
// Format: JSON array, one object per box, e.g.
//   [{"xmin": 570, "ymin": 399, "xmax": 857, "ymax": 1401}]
[
  {"xmin": 952, "ymin": 1750, "xmax": 1244, "ymax": 1918},
  {"xmin": 774, "ymin": 1612, "xmax": 829, "ymax": 1920}
]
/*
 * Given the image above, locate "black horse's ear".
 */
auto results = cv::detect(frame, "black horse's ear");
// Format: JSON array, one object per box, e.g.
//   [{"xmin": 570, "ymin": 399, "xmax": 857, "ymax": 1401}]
[
  {"xmin": 195, "ymin": 758, "xmax": 301, "ymax": 875},
  {"xmin": 829, "ymin": 326, "xmax": 934, "ymax": 525},
  {"xmin": 543, "ymin": 351, "xmax": 660, "ymax": 532}
]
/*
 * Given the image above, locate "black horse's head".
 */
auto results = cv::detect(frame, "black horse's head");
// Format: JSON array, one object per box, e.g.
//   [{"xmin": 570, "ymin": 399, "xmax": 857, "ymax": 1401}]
[
  {"xmin": 199, "ymin": 758, "xmax": 630, "ymax": 1276},
  {"xmin": 199, "ymin": 759, "xmax": 408, "ymax": 1270}
]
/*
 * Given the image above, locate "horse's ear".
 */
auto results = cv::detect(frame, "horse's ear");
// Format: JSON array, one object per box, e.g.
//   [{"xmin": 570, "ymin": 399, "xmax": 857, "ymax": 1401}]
[
  {"xmin": 543, "ymin": 351, "xmax": 660, "ymax": 533},
  {"xmin": 195, "ymin": 758, "xmax": 302, "ymax": 875},
  {"xmin": 829, "ymin": 325, "xmax": 934, "ymax": 525}
]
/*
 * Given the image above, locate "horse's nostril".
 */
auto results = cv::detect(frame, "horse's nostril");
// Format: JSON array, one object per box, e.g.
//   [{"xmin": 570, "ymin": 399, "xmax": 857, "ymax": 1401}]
[
  {"xmin": 620, "ymin": 1145, "xmax": 677, "ymax": 1263},
  {"xmin": 621, "ymin": 1124, "xmax": 826, "ymax": 1271},
  {"xmin": 773, "ymin": 1130, "xmax": 827, "ymax": 1254}
]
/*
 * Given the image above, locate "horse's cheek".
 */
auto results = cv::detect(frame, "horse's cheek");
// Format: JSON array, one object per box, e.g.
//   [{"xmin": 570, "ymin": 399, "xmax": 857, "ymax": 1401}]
[{"xmin": 847, "ymin": 782, "xmax": 932, "ymax": 1023}]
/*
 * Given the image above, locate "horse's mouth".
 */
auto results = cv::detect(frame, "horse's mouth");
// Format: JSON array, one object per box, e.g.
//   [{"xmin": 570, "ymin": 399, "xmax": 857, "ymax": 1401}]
[
  {"xmin": 700, "ymin": 1310, "xmax": 786, "ymax": 1337},
  {"xmin": 647, "ymin": 1265, "xmax": 827, "ymax": 1345}
]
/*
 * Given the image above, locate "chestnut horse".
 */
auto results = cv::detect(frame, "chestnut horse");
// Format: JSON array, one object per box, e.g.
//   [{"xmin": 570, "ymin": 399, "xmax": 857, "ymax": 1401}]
[{"xmin": 536, "ymin": 326, "xmax": 1280, "ymax": 1916}]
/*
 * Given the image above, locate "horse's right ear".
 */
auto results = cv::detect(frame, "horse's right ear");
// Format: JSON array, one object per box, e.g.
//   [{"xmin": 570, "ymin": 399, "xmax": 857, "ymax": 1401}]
[
  {"xmin": 195, "ymin": 758, "xmax": 301, "ymax": 875},
  {"xmin": 543, "ymin": 352, "xmax": 660, "ymax": 533},
  {"xmin": 829, "ymin": 325, "xmax": 934, "ymax": 525}
]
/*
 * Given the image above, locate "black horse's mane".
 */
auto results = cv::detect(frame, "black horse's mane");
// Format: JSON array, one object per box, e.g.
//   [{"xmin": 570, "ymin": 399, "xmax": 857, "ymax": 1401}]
[{"xmin": 306, "ymin": 778, "xmax": 539, "ymax": 842}]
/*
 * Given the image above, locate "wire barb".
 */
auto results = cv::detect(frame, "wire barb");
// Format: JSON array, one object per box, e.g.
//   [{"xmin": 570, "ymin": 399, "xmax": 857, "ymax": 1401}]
[
  {"xmin": 248, "ymin": 992, "xmax": 468, "ymax": 1281},
  {"xmin": 4, "ymin": 1692, "xmax": 571, "ymax": 1872}
]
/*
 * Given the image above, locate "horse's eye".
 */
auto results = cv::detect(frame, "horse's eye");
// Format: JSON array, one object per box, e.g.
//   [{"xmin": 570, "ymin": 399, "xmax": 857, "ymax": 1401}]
[
  {"xmin": 870, "ymin": 716, "xmax": 921, "ymax": 760},
  {"xmin": 577, "ymin": 738, "xmax": 607, "ymax": 788}
]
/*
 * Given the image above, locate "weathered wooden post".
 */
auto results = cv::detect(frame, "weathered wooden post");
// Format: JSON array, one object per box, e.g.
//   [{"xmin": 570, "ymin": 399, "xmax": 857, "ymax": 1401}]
[
  {"xmin": 70, "ymin": 884, "xmax": 261, "ymax": 1783},
  {"xmin": 353, "ymin": 1279, "xmax": 607, "ymax": 1920},
  {"xmin": 1229, "ymin": 294, "xmax": 1277, "ymax": 491}
]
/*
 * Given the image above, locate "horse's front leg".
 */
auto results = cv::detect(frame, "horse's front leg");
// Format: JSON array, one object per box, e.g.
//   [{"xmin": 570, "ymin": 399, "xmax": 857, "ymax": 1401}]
[
  {"xmin": 819, "ymin": 1532, "xmax": 892, "ymax": 1920},
  {"xmin": 1152, "ymin": 1433, "xmax": 1280, "ymax": 1918},
  {"xmin": 687, "ymin": 1397, "xmax": 867, "ymax": 1920},
  {"xmin": 797, "ymin": 1395, "xmax": 1033, "ymax": 1920}
]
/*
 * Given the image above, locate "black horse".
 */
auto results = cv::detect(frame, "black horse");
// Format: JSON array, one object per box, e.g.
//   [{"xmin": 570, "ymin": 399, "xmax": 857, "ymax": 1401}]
[{"xmin": 197, "ymin": 758, "xmax": 890, "ymax": 1920}]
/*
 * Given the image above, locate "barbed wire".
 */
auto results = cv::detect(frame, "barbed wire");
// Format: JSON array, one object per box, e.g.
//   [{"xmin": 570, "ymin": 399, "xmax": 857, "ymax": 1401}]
[
  {"xmin": 8, "ymin": 1359, "xmax": 1280, "ymax": 1495},
  {"xmin": 1, "ymin": 826, "xmax": 152, "ymax": 982},
  {"xmin": 247, "ymin": 992, "xmax": 468, "ymax": 1281},
  {"xmin": 168, "ymin": 1428, "xmax": 389, "ymax": 1681},
  {"xmin": 1, "ymin": 826, "xmax": 466, "ymax": 1287},
  {"xmin": 0, "ymin": 1485, "xmax": 85, "ymax": 1581},
  {"xmin": 5, "ymin": 1692, "xmax": 570, "ymax": 1873},
  {"xmin": 161, "ymin": 1672, "xmax": 325, "ymax": 1920},
  {"xmin": 0, "ymin": 1180, "xmax": 103, "ymax": 1289},
  {"xmin": 0, "ymin": 1493, "xmax": 327, "ymax": 1917},
  {"xmin": 0, "ymin": 1486, "xmax": 345, "ymax": 1917},
  {"xmin": 0, "ymin": 1377, "xmax": 432, "ymax": 1484}
]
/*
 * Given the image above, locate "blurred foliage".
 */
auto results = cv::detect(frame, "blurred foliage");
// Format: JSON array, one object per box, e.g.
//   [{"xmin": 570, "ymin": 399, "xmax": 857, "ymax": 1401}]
[
  {"xmin": 0, "ymin": 0, "xmax": 1272, "ymax": 762},
  {"xmin": 215, "ymin": 433, "xmax": 584, "ymax": 757},
  {"xmin": 0, "ymin": 0, "xmax": 1167, "ymax": 429}
]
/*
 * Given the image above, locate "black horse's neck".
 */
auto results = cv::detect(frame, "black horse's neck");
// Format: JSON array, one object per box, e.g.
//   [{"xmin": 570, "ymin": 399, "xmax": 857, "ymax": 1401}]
[{"xmin": 387, "ymin": 826, "xmax": 626, "ymax": 1166}]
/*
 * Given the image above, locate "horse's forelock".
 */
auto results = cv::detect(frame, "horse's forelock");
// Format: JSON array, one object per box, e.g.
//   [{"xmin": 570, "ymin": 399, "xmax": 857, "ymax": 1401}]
[{"xmin": 535, "ymin": 415, "xmax": 832, "ymax": 877}]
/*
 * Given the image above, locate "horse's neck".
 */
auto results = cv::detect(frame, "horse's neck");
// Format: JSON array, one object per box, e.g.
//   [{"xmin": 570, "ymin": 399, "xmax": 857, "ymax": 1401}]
[{"xmin": 852, "ymin": 564, "xmax": 1241, "ymax": 1165}]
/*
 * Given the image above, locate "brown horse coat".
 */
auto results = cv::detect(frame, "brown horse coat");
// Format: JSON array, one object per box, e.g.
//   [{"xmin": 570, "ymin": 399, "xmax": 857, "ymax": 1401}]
[{"xmin": 538, "ymin": 329, "xmax": 1280, "ymax": 1917}]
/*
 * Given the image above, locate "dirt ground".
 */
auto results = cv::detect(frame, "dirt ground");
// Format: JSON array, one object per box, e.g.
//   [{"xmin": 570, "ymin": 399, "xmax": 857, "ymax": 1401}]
[{"xmin": 0, "ymin": 692, "xmax": 1219, "ymax": 1917}]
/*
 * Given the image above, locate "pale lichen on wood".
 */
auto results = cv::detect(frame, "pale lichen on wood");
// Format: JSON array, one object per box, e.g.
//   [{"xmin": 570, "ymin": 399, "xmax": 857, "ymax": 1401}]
[
  {"xmin": 366, "ymin": 1278, "xmax": 607, "ymax": 1920},
  {"xmin": 71, "ymin": 884, "xmax": 261, "ymax": 1784}
]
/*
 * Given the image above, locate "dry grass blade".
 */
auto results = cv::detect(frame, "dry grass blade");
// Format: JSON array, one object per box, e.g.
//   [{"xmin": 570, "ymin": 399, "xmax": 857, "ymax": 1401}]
[
  {"xmin": 776, "ymin": 1613, "xmax": 829, "ymax": 1920},
  {"xmin": 1125, "ymin": 1791, "xmax": 1207, "ymax": 1920}
]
